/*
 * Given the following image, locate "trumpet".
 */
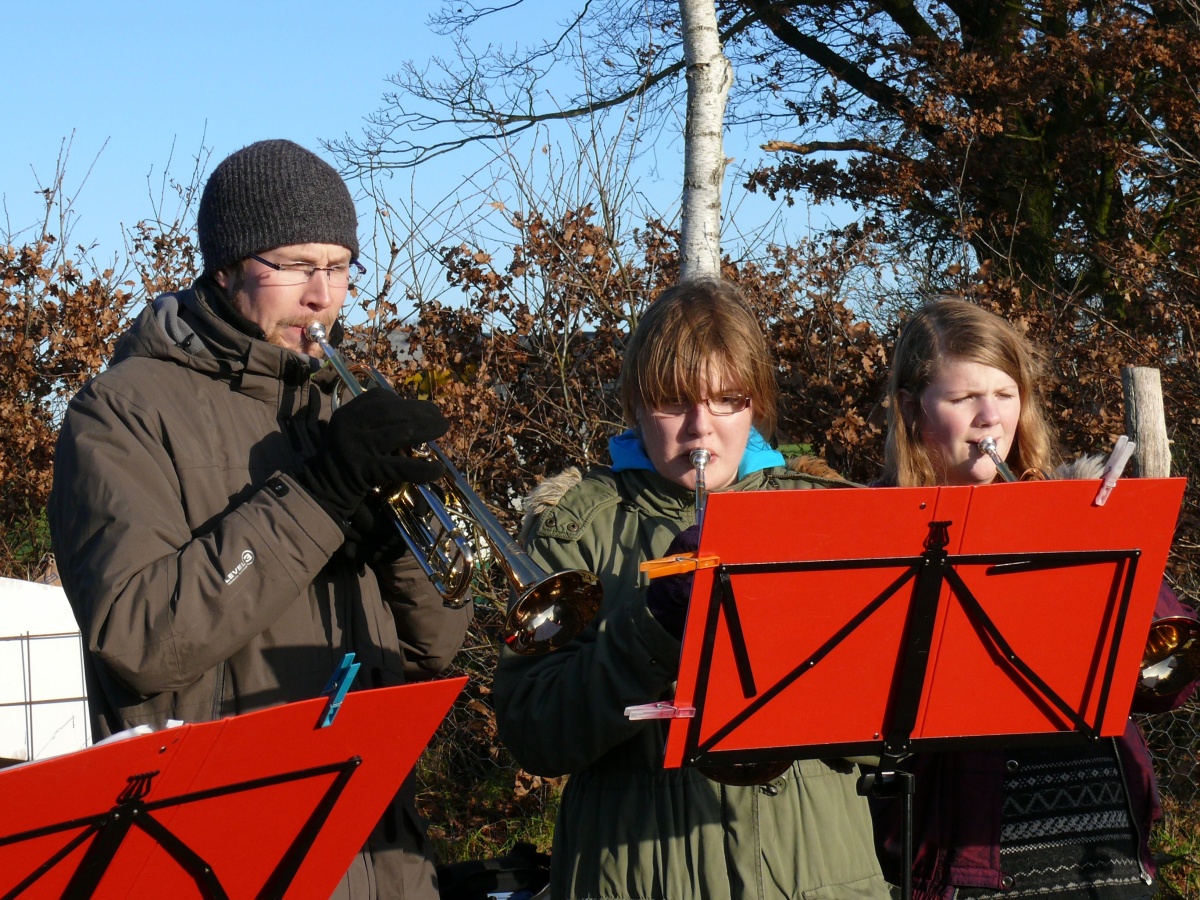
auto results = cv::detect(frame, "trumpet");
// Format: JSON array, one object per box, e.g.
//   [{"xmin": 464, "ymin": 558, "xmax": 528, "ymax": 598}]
[
  {"xmin": 1139, "ymin": 615, "xmax": 1200, "ymax": 698},
  {"xmin": 305, "ymin": 323, "xmax": 602, "ymax": 631},
  {"xmin": 977, "ymin": 436, "xmax": 1017, "ymax": 483},
  {"xmin": 690, "ymin": 449, "xmax": 711, "ymax": 527}
]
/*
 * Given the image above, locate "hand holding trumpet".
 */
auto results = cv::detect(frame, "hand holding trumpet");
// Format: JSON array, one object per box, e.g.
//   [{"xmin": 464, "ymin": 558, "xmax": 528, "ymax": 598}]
[
  {"xmin": 297, "ymin": 386, "xmax": 449, "ymax": 531},
  {"xmin": 645, "ymin": 450, "xmax": 710, "ymax": 639},
  {"xmin": 304, "ymin": 322, "xmax": 601, "ymax": 620}
]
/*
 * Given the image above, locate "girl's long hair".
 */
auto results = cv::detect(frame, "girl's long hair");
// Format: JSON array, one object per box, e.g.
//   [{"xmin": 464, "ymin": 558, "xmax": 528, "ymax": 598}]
[{"xmin": 881, "ymin": 297, "xmax": 1059, "ymax": 487}]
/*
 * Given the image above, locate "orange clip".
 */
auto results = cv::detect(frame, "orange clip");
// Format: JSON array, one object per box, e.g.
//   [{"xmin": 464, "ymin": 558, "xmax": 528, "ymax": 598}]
[{"xmin": 639, "ymin": 553, "xmax": 721, "ymax": 579}]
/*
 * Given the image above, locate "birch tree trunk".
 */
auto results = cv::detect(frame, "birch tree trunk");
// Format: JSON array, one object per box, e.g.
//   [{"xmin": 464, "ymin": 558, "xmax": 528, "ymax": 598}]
[{"xmin": 678, "ymin": 0, "xmax": 732, "ymax": 281}]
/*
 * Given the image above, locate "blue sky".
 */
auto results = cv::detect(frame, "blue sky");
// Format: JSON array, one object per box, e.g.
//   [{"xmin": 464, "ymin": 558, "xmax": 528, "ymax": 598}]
[
  {"xmin": 2, "ymin": 1, "xmax": 470, "ymax": 254},
  {"xmin": 2, "ymin": 0, "xmax": 831, "ymax": 296}
]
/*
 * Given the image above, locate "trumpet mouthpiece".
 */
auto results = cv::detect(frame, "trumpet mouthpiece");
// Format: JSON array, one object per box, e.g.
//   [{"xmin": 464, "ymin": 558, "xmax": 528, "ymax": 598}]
[
  {"xmin": 690, "ymin": 449, "xmax": 711, "ymax": 469},
  {"xmin": 305, "ymin": 323, "xmax": 328, "ymax": 343},
  {"xmin": 976, "ymin": 435, "xmax": 1018, "ymax": 482}
]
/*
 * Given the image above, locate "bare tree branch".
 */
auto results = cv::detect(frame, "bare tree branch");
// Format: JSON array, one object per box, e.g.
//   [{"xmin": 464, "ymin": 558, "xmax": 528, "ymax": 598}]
[
  {"xmin": 332, "ymin": 9, "xmax": 761, "ymax": 172},
  {"xmin": 762, "ymin": 138, "xmax": 914, "ymax": 164},
  {"xmin": 739, "ymin": 0, "xmax": 945, "ymax": 143}
]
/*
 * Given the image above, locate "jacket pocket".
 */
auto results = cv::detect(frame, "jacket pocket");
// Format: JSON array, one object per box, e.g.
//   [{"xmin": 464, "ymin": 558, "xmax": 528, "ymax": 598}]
[{"xmin": 802, "ymin": 873, "xmax": 889, "ymax": 900}]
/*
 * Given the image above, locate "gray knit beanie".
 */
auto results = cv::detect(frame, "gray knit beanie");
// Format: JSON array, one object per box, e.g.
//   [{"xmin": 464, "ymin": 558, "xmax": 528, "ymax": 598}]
[{"xmin": 197, "ymin": 139, "xmax": 359, "ymax": 275}]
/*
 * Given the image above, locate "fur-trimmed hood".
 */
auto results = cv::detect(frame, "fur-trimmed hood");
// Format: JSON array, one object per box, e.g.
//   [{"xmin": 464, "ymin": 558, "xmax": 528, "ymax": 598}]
[
  {"xmin": 519, "ymin": 467, "xmax": 583, "ymax": 543},
  {"xmin": 1047, "ymin": 454, "xmax": 1106, "ymax": 481}
]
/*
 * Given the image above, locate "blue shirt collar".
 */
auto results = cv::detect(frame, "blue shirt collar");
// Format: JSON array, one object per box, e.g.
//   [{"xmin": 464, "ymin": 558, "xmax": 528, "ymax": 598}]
[{"xmin": 608, "ymin": 428, "xmax": 785, "ymax": 481}]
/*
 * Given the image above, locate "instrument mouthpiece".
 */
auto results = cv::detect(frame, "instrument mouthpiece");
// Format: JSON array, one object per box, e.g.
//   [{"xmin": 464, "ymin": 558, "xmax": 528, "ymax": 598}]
[
  {"xmin": 690, "ymin": 448, "xmax": 712, "ymax": 469},
  {"xmin": 976, "ymin": 436, "xmax": 1018, "ymax": 483},
  {"xmin": 305, "ymin": 323, "xmax": 328, "ymax": 343}
]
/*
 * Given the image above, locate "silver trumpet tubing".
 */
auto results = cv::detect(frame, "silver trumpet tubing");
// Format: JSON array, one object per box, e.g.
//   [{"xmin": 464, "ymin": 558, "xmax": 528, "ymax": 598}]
[
  {"xmin": 690, "ymin": 449, "xmax": 711, "ymax": 527},
  {"xmin": 305, "ymin": 324, "xmax": 602, "ymax": 636},
  {"xmin": 977, "ymin": 436, "xmax": 1017, "ymax": 483}
]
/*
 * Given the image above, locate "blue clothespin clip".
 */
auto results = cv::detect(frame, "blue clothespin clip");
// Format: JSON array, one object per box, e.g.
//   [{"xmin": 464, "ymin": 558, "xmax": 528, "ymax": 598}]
[{"xmin": 318, "ymin": 652, "xmax": 361, "ymax": 728}]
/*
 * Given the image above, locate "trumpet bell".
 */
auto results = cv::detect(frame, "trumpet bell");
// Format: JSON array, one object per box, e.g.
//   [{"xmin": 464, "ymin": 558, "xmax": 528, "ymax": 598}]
[
  {"xmin": 503, "ymin": 571, "xmax": 603, "ymax": 655},
  {"xmin": 1139, "ymin": 615, "xmax": 1200, "ymax": 698}
]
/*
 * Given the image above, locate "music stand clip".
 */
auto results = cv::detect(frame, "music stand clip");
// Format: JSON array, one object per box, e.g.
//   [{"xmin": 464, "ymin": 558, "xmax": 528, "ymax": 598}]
[{"xmin": 318, "ymin": 653, "xmax": 361, "ymax": 728}]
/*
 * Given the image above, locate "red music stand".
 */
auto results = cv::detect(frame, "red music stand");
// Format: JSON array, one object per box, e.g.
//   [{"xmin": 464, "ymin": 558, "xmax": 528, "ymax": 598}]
[
  {"xmin": 0, "ymin": 677, "xmax": 466, "ymax": 899},
  {"xmin": 651, "ymin": 479, "xmax": 1183, "ymax": 899}
]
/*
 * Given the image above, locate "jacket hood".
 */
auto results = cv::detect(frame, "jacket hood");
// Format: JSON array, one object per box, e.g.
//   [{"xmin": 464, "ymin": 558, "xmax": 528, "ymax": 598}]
[{"xmin": 112, "ymin": 280, "xmax": 328, "ymax": 405}]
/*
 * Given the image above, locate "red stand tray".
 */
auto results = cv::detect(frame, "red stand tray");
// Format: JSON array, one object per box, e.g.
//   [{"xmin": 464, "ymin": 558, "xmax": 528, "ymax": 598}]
[
  {"xmin": 0, "ymin": 677, "xmax": 466, "ymax": 899},
  {"xmin": 663, "ymin": 479, "xmax": 1184, "ymax": 771}
]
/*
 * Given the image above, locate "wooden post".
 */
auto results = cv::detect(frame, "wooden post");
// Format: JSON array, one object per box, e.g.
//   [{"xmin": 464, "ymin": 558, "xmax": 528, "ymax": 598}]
[{"xmin": 1121, "ymin": 366, "xmax": 1171, "ymax": 478}]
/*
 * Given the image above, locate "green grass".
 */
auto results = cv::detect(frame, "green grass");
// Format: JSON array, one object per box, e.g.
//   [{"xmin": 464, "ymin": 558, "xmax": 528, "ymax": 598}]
[
  {"xmin": 1147, "ymin": 796, "xmax": 1195, "ymax": 900},
  {"xmin": 1153, "ymin": 796, "xmax": 1200, "ymax": 899},
  {"xmin": 417, "ymin": 754, "xmax": 560, "ymax": 863}
]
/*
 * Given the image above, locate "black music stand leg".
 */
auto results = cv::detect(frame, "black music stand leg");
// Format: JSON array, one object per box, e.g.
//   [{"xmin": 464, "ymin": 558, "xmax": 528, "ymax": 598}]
[
  {"xmin": 859, "ymin": 768, "xmax": 915, "ymax": 900},
  {"xmin": 900, "ymin": 771, "xmax": 913, "ymax": 900}
]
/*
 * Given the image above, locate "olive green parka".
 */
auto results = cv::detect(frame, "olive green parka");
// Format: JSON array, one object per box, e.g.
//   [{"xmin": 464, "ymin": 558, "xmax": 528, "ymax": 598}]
[{"xmin": 495, "ymin": 463, "xmax": 889, "ymax": 900}]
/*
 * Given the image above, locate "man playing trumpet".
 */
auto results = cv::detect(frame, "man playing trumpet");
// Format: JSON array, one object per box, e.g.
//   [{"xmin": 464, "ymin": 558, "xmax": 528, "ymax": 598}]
[{"xmin": 49, "ymin": 139, "xmax": 470, "ymax": 899}]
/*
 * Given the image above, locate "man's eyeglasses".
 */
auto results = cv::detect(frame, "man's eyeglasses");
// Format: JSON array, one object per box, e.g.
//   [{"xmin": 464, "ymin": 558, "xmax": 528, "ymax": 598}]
[
  {"xmin": 650, "ymin": 394, "xmax": 752, "ymax": 418},
  {"xmin": 249, "ymin": 254, "xmax": 366, "ymax": 288}
]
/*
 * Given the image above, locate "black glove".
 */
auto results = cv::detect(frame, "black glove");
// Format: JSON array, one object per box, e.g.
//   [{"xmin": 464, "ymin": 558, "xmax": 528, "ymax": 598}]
[
  {"xmin": 338, "ymin": 497, "xmax": 410, "ymax": 568},
  {"xmin": 298, "ymin": 389, "xmax": 449, "ymax": 530},
  {"xmin": 645, "ymin": 525, "xmax": 701, "ymax": 640}
]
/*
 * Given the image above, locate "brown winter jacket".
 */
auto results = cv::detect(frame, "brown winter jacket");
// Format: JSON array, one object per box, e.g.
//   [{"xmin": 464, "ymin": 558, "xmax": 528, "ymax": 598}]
[{"xmin": 49, "ymin": 280, "xmax": 471, "ymax": 899}]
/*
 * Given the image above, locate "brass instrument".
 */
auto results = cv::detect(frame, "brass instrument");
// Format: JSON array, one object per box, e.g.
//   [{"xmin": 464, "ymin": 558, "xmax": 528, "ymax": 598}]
[
  {"xmin": 690, "ymin": 449, "xmax": 711, "ymax": 528},
  {"xmin": 1139, "ymin": 615, "xmax": 1200, "ymax": 698},
  {"xmin": 305, "ymin": 323, "xmax": 602, "ymax": 628},
  {"xmin": 977, "ymin": 436, "xmax": 1017, "ymax": 483}
]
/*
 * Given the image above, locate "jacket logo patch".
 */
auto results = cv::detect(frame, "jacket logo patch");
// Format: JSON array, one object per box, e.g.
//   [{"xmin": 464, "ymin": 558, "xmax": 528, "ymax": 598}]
[{"xmin": 224, "ymin": 550, "xmax": 255, "ymax": 585}]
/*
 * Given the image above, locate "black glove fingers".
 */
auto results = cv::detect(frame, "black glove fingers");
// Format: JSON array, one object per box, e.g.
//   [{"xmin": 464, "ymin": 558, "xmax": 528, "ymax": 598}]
[
  {"xmin": 342, "ymin": 500, "xmax": 379, "ymax": 545},
  {"xmin": 666, "ymin": 524, "xmax": 702, "ymax": 555},
  {"xmin": 298, "ymin": 389, "xmax": 450, "ymax": 529},
  {"xmin": 362, "ymin": 416, "xmax": 447, "ymax": 455},
  {"xmin": 647, "ymin": 524, "xmax": 703, "ymax": 640},
  {"xmin": 330, "ymin": 391, "xmax": 449, "ymax": 453}
]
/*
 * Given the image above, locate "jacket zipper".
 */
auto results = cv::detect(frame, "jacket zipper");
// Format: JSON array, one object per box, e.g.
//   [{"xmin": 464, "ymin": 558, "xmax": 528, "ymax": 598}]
[
  {"xmin": 1110, "ymin": 736, "xmax": 1153, "ymax": 886},
  {"xmin": 285, "ymin": 382, "xmax": 354, "ymax": 658}
]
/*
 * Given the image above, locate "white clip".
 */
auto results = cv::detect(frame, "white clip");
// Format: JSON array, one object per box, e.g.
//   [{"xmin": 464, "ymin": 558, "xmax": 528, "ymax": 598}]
[
  {"xmin": 623, "ymin": 702, "xmax": 697, "ymax": 720},
  {"xmin": 1094, "ymin": 435, "xmax": 1136, "ymax": 507}
]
